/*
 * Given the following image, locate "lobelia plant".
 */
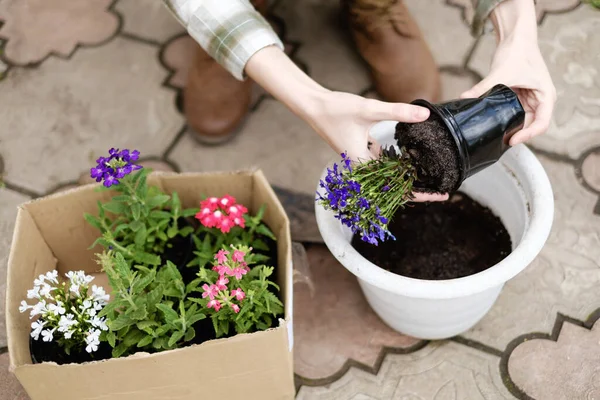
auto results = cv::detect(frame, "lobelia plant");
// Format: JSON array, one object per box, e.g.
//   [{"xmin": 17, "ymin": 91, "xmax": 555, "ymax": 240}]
[
  {"xmin": 85, "ymin": 148, "xmax": 197, "ymax": 267},
  {"xmin": 19, "ymin": 270, "xmax": 110, "ymax": 356},
  {"xmin": 187, "ymin": 195, "xmax": 277, "ymax": 269},
  {"xmin": 190, "ymin": 245, "xmax": 283, "ymax": 338},
  {"xmin": 97, "ymin": 251, "xmax": 206, "ymax": 358},
  {"xmin": 317, "ymin": 149, "xmax": 416, "ymax": 246}
]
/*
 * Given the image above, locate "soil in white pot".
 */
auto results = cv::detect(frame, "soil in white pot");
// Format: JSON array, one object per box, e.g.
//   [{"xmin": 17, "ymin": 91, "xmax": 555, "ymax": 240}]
[{"xmin": 351, "ymin": 192, "xmax": 512, "ymax": 280}]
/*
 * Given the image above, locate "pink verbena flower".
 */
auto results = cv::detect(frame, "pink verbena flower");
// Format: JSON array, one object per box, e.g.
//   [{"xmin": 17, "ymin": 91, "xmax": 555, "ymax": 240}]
[
  {"xmin": 201, "ymin": 284, "xmax": 219, "ymax": 300},
  {"xmin": 232, "ymin": 250, "xmax": 246, "ymax": 262},
  {"xmin": 213, "ymin": 265, "xmax": 233, "ymax": 276},
  {"xmin": 231, "ymin": 304, "xmax": 240, "ymax": 313},
  {"xmin": 231, "ymin": 267, "xmax": 247, "ymax": 280},
  {"xmin": 195, "ymin": 195, "xmax": 249, "ymax": 234},
  {"xmin": 216, "ymin": 276, "xmax": 229, "ymax": 290},
  {"xmin": 231, "ymin": 288, "xmax": 245, "ymax": 301},
  {"xmin": 215, "ymin": 249, "xmax": 229, "ymax": 264},
  {"xmin": 207, "ymin": 299, "xmax": 222, "ymax": 311}
]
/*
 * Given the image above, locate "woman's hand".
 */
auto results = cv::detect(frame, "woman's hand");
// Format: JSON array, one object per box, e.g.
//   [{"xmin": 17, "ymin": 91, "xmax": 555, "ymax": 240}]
[
  {"xmin": 246, "ymin": 46, "xmax": 448, "ymax": 202},
  {"xmin": 461, "ymin": 0, "xmax": 556, "ymax": 146}
]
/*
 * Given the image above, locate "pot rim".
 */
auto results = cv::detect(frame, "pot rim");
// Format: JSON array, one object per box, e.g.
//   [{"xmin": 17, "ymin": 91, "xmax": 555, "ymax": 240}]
[{"xmin": 315, "ymin": 144, "xmax": 554, "ymax": 300}]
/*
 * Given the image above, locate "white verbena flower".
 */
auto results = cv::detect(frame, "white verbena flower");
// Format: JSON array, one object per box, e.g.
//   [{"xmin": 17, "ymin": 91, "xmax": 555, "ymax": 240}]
[
  {"xmin": 81, "ymin": 300, "xmax": 92, "ymax": 311},
  {"xmin": 93, "ymin": 301, "xmax": 104, "ymax": 311},
  {"xmin": 85, "ymin": 329, "xmax": 101, "ymax": 353},
  {"xmin": 41, "ymin": 328, "xmax": 56, "ymax": 342},
  {"xmin": 91, "ymin": 285, "xmax": 109, "ymax": 303},
  {"xmin": 64, "ymin": 330, "xmax": 74, "ymax": 339},
  {"xmin": 26, "ymin": 286, "xmax": 40, "ymax": 300},
  {"xmin": 89, "ymin": 316, "xmax": 108, "ymax": 331},
  {"xmin": 44, "ymin": 270, "xmax": 59, "ymax": 284},
  {"xmin": 57, "ymin": 314, "xmax": 77, "ymax": 332},
  {"xmin": 33, "ymin": 274, "xmax": 46, "ymax": 287},
  {"xmin": 19, "ymin": 300, "xmax": 32, "ymax": 313},
  {"xmin": 30, "ymin": 320, "xmax": 46, "ymax": 340},
  {"xmin": 39, "ymin": 284, "xmax": 55, "ymax": 299},
  {"xmin": 30, "ymin": 300, "xmax": 48, "ymax": 319},
  {"xmin": 48, "ymin": 302, "xmax": 66, "ymax": 316}
]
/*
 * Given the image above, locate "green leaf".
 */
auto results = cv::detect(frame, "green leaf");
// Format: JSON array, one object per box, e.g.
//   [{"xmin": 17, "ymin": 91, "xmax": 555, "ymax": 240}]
[
  {"xmin": 157, "ymin": 231, "xmax": 168, "ymax": 242},
  {"xmin": 134, "ymin": 225, "xmax": 147, "ymax": 248},
  {"xmin": 156, "ymin": 304, "xmax": 179, "ymax": 325},
  {"xmin": 171, "ymin": 192, "xmax": 181, "ymax": 216},
  {"xmin": 155, "ymin": 324, "xmax": 171, "ymax": 337},
  {"xmin": 113, "ymin": 253, "xmax": 131, "ymax": 279},
  {"xmin": 182, "ymin": 208, "xmax": 199, "ymax": 218},
  {"xmin": 129, "ymin": 220, "xmax": 144, "ymax": 232},
  {"xmin": 137, "ymin": 335, "xmax": 154, "ymax": 348},
  {"xmin": 147, "ymin": 195, "xmax": 170, "ymax": 209},
  {"xmin": 129, "ymin": 305, "xmax": 148, "ymax": 321},
  {"xmin": 150, "ymin": 210, "xmax": 172, "ymax": 219},
  {"xmin": 167, "ymin": 224, "xmax": 178, "ymax": 239},
  {"xmin": 88, "ymin": 236, "xmax": 108, "ymax": 250},
  {"xmin": 179, "ymin": 226, "xmax": 194, "ymax": 237},
  {"xmin": 112, "ymin": 343, "xmax": 129, "ymax": 358},
  {"xmin": 146, "ymin": 285, "xmax": 164, "ymax": 312},
  {"xmin": 252, "ymin": 239, "xmax": 269, "ymax": 252},
  {"xmin": 102, "ymin": 201, "xmax": 128, "ymax": 215},
  {"xmin": 168, "ymin": 330, "xmax": 185, "ymax": 347},
  {"xmin": 134, "ymin": 252, "xmax": 161, "ymax": 266},
  {"xmin": 131, "ymin": 203, "xmax": 141, "ymax": 220},
  {"xmin": 110, "ymin": 313, "xmax": 135, "ymax": 331},
  {"xmin": 107, "ymin": 331, "xmax": 116, "ymax": 347},
  {"xmin": 137, "ymin": 320, "xmax": 158, "ymax": 331},
  {"xmin": 187, "ymin": 312, "xmax": 206, "ymax": 326},
  {"xmin": 123, "ymin": 329, "xmax": 146, "ymax": 347},
  {"xmin": 184, "ymin": 327, "xmax": 195, "ymax": 342},
  {"xmin": 256, "ymin": 205, "xmax": 266, "ymax": 222},
  {"xmin": 256, "ymin": 224, "xmax": 276, "ymax": 240},
  {"xmin": 84, "ymin": 213, "xmax": 102, "ymax": 230}
]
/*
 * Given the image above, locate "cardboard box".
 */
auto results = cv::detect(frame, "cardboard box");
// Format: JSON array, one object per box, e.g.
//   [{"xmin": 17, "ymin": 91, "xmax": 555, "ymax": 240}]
[{"xmin": 6, "ymin": 170, "xmax": 294, "ymax": 400}]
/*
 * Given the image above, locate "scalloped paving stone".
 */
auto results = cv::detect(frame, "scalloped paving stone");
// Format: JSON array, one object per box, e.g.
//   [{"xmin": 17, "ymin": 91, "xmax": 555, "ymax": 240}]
[
  {"xmin": 0, "ymin": 189, "xmax": 31, "ymax": 348},
  {"xmin": 169, "ymin": 99, "xmax": 335, "ymax": 196},
  {"xmin": 581, "ymin": 148, "xmax": 600, "ymax": 193},
  {"xmin": 468, "ymin": 5, "xmax": 600, "ymax": 159},
  {"xmin": 463, "ymin": 155, "xmax": 600, "ymax": 350},
  {"xmin": 0, "ymin": 0, "xmax": 118, "ymax": 65},
  {"xmin": 296, "ymin": 341, "xmax": 513, "ymax": 399},
  {"xmin": 0, "ymin": 353, "xmax": 30, "ymax": 400},
  {"xmin": 0, "ymin": 37, "xmax": 184, "ymax": 193},
  {"xmin": 508, "ymin": 320, "xmax": 600, "ymax": 399},
  {"xmin": 115, "ymin": 0, "xmax": 184, "ymax": 43},
  {"xmin": 294, "ymin": 245, "xmax": 422, "ymax": 381}
]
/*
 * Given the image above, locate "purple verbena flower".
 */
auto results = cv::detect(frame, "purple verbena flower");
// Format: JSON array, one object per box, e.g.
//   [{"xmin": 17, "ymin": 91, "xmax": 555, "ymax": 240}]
[{"xmin": 90, "ymin": 148, "xmax": 142, "ymax": 187}]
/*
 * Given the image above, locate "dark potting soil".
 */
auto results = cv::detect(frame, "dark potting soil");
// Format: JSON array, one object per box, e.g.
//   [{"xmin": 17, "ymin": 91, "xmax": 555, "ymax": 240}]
[
  {"xmin": 30, "ymin": 337, "xmax": 112, "ymax": 365},
  {"xmin": 395, "ymin": 113, "xmax": 461, "ymax": 193},
  {"xmin": 352, "ymin": 192, "xmax": 512, "ymax": 280}
]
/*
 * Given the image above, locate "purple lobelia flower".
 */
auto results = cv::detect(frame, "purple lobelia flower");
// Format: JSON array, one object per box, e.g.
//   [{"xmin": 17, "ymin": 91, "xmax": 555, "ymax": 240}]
[
  {"xmin": 90, "ymin": 148, "xmax": 142, "ymax": 187},
  {"xmin": 316, "ymin": 149, "xmax": 416, "ymax": 246}
]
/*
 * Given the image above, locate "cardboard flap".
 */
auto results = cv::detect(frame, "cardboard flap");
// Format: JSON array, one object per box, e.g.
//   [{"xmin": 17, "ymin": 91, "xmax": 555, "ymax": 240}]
[{"xmin": 7, "ymin": 207, "xmax": 57, "ymax": 369}]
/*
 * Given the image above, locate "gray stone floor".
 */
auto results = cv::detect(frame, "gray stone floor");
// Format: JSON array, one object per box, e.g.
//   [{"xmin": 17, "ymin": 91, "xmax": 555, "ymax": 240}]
[{"xmin": 1, "ymin": 0, "xmax": 600, "ymax": 399}]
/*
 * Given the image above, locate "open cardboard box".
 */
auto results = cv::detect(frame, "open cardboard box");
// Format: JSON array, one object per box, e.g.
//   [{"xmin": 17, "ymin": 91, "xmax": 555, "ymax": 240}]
[{"xmin": 6, "ymin": 170, "xmax": 294, "ymax": 400}]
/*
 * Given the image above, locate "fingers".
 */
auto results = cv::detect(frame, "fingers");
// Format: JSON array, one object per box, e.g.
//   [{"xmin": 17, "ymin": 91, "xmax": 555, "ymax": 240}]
[
  {"xmin": 364, "ymin": 99, "xmax": 430, "ymax": 122},
  {"xmin": 367, "ymin": 137, "xmax": 382, "ymax": 158},
  {"xmin": 411, "ymin": 192, "xmax": 449, "ymax": 202},
  {"xmin": 509, "ymin": 100, "xmax": 554, "ymax": 145}
]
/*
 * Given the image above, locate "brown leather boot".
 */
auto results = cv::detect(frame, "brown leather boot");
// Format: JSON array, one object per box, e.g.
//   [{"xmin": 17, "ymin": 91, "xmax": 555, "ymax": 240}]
[
  {"xmin": 342, "ymin": 0, "xmax": 441, "ymax": 103},
  {"xmin": 184, "ymin": 0, "xmax": 269, "ymax": 145}
]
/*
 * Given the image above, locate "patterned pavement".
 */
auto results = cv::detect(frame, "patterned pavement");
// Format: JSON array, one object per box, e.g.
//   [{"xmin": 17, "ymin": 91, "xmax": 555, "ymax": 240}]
[{"xmin": 1, "ymin": 0, "xmax": 599, "ymax": 399}]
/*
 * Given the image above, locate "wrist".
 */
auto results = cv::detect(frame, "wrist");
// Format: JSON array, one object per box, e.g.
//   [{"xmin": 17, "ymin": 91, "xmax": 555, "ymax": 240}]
[{"xmin": 491, "ymin": 0, "xmax": 537, "ymax": 44}]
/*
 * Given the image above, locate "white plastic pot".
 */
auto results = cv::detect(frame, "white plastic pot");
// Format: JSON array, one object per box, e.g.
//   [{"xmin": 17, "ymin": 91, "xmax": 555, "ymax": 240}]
[{"xmin": 315, "ymin": 122, "xmax": 554, "ymax": 339}]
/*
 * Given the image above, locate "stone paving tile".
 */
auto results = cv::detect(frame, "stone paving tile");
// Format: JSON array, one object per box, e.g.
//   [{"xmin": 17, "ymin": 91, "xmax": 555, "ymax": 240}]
[
  {"xmin": 169, "ymin": 99, "xmax": 335, "ymax": 196},
  {"xmin": 0, "ymin": 189, "xmax": 31, "ymax": 348},
  {"xmin": 294, "ymin": 245, "xmax": 422, "ymax": 381},
  {"xmin": 296, "ymin": 341, "xmax": 514, "ymax": 399},
  {"xmin": 0, "ymin": 353, "xmax": 29, "ymax": 400},
  {"xmin": 0, "ymin": 37, "xmax": 183, "ymax": 193},
  {"xmin": 439, "ymin": 67, "xmax": 480, "ymax": 101},
  {"xmin": 508, "ymin": 319, "xmax": 600, "ymax": 399},
  {"xmin": 274, "ymin": 0, "xmax": 369, "ymax": 93},
  {"xmin": 273, "ymin": 187, "xmax": 322, "ymax": 243},
  {"xmin": 0, "ymin": 0, "xmax": 119, "ymax": 65},
  {"xmin": 463, "ymin": 155, "xmax": 600, "ymax": 350},
  {"xmin": 114, "ymin": 0, "xmax": 184, "ymax": 43},
  {"xmin": 468, "ymin": 4, "xmax": 600, "ymax": 159},
  {"xmin": 447, "ymin": 0, "xmax": 581, "ymax": 27}
]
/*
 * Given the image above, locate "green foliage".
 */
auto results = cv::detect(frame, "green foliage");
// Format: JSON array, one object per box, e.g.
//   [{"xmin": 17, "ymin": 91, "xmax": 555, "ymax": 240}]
[
  {"xmin": 85, "ymin": 168, "xmax": 198, "ymax": 267},
  {"xmin": 97, "ymin": 251, "xmax": 205, "ymax": 358},
  {"xmin": 187, "ymin": 204, "xmax": 276, "ymax": 269},
  {"xmin": 585, "ymin": 0, "xmax": 600, "ymax": 9},
  {"xmin": 189, "ymin": 245, "xmax": 284, "ymax": 338}
]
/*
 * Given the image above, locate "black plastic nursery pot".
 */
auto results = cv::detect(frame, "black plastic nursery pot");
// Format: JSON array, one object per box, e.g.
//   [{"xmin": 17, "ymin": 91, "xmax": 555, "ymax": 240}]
[
  {"xmin": 163, "ymin": 217, "xmax": 196, "ymax": 282},
  {"xmin": 412, "ymin": 84, "xmax": 525, "ymax": 190},
  {"xmin": 30, "ymin": 337, "xmax": 112, "ymax": 365}
]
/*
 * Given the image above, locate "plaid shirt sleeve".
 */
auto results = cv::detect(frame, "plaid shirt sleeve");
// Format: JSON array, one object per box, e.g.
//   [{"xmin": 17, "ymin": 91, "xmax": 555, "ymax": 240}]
[
  {"xmin": 162, "ymin": 0, "xmax": 284, "ymax": 81},
  {"xmin": 470, "ymin": 0, "xmax": 509, "ymax": 36}
]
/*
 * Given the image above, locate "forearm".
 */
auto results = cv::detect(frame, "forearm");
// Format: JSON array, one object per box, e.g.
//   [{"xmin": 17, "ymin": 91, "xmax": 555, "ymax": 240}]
[
  {"xmin": 245, "ymin": 46, "xmax": 329, "ymax": 126},
  {"xmin": 489, "ymin": 0, "xmax": 537, "ymax": 43}
]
